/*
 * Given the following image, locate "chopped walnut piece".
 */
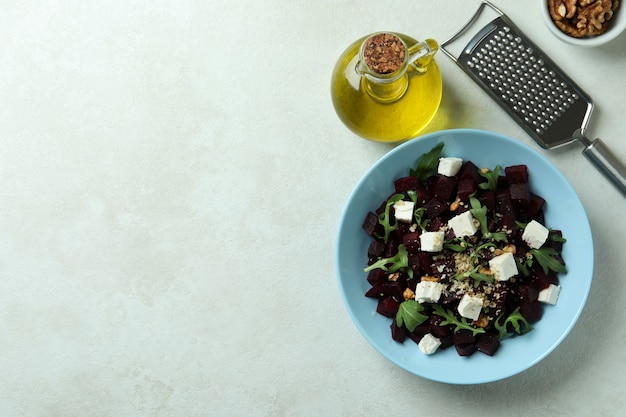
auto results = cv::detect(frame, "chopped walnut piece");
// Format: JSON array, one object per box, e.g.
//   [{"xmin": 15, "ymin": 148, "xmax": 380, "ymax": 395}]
[
  {"xmin": 403, "ymin": 288, "xmax": 415, "ymax": 300},
  {"xmin": 420, "ymin": 275, "xmax": 440, "ymax": 282},
  {"xmin": 548, "ymin": 0, "xmax": 620, "ymax": 38}
]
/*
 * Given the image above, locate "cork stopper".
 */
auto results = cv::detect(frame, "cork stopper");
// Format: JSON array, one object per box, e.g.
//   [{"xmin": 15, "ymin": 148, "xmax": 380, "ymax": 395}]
[{"xmin": 362, "ymin": 33, "xmax": 406, "ymax": 74}]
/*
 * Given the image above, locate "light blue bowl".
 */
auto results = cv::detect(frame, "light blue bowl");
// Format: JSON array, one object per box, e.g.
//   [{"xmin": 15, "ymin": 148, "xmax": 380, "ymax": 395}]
[{"xmin": 335, "ymin": 129, "xmax": 593, "ymax": 384}]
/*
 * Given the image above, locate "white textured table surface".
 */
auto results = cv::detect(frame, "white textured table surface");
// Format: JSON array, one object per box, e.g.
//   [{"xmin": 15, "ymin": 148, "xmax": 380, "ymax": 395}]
[{"xmin": 1, "ymin": 1, "xmax": 625, "ymax": 416}]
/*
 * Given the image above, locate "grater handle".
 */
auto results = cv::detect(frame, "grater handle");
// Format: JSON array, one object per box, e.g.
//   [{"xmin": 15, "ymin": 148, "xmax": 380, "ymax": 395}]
[{"xmin": 581, "ymin": 138, "xmax": 626, "ymax": 197}]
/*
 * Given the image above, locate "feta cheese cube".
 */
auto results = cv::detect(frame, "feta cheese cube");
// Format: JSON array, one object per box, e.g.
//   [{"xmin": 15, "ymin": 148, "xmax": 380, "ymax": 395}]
[
  {"xmin": 438, "ymin": 157, "xmax": 463, "ymax": 177},
  {"xmin": 448, "ymin": 210, "xmax": 478, "ymax": 237},
  {"xmin": 419, "ymin": 231, "xmax": 444, "ymax": 252},
  {"xmin": 538, "ymin": 284, "xmax": 561, "ymax": 305},
  {"xmin": 414, "ymin": 281, "xmax": 445, "ymax": 304},
  {"xmin": 418, "ymin": 333, "xmax": 442, "ymax": 355},
  {"xmin": 522, "ymin": 219, "xmax": 549, "ymax": 249},
  {"xmin": 457, "ymin": 293, "xmax": 484, "ymax": 321},
  {"xmin": 392, "ymin": 200, "xmax": 415, "ymax": 223},
  {"xmin": 489, "ymin": 252, "xmax": 518, "ymax": 281}
]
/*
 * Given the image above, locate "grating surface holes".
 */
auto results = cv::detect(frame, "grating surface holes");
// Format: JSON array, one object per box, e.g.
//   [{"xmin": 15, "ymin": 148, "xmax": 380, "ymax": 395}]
[{"xmin": 464, "ymin": 26, "xmax": 579, "ymax": 136}]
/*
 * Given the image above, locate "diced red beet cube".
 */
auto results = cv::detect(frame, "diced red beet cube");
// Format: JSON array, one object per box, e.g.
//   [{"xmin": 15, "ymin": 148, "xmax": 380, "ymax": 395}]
[
  {"xmin": 439, "ymin": 335, "xmax": 454, "ymax": 350},
  {"xmin": 394, "ymin": 176, "xmax": 419, "ymax": 194},
  {"xmin": 402, "ymin": 231, "xmax": 421, "ymax": 252},
  {"xmin": 518, "ymin": 282, "xmax": 539, "ymax": 304},
  {"xmin": 423, "ymin": 198, "xmax": 447, "ymax": 219},
  {"xmin": 431, "ymin": 257, "xmax": 455, "ymax": 279},
  {"xmin": 413, "ymin": 183, "xmax": 432, "ymax": 206},
  {"xmin": 495, "ymin": 189, "xmax": 513, "ymax": 216},
  {"xmin": 418, "ymin": 252, "xmax": 434, "ymax": 275},
  {"xmin": 478, "ymin": 189, "xmax": 495, "ymax": 213},
  {"xmin": 365, "ymin": 282, "xmax": 384, "ymax": 298},
  {"xmin": 533, "ymin": 266, "xmax": 559, "ymax": 289},
  {"xmin": 383, "ymin": 240, "xmax": 399, "ymax": 258},
  {"xmin": 390, "ymin": 319, "xmax": 407, "ymax": 343},
  {"xmin": 458, "ymin": 160, "xmax": 481, "ymax": 182},
  {"xmin": 362, "ymin": 212, "xmax": 380, "ymax": 237},
  {"xmin": 381, "ymin": 281, "xmax": 404, "ymax": 302},
  {"xmin": 453, "ymin": 329, "xmax": 476, "ymax": 345},
  {"xmin": 509, "ymin": 183, "xmax": 530, "ymax": 207},
  {"xmin": 528, "ymin": 193, "xmax": 546, "ymax": 217},
  {"xmin": 455, "ymin": 343, "xmax": 477, "ymax": 357},
  {"xmin": 456, "ymin": 178, "xmax": 477, "ymax": 202},
  {"xmin": 427, "ymin": 175, "xmax": 439, "ymax": 192},
  {"xmin": 505, "ymin": 164, "xmax": 529, "ymax": 184},
  {"xmin": 428, "ymin": 314, "xmax": 451, "ymax": 338},
  {"xmin": 439, "ymin": 290, "xmax": 462, "ymax": 307},
  {"xmin": 428, "ymin": 216, "xmax": 447, "ymax": 233},
  {"xmin": 408, "ymin": 253, "xmax": 422, "ymax": 276},
  {"xmin": 366, "ymin": 268, "xmax": 386, "ymax": 285},
  {"xmin": 367, "ymin": 240, "xmax": 385, "ymax": 258},
  {"xmin": 407, "ymin": 322, "xmax": 432, "ymax": 344},
  {"xmin": 498, "ymin": 214, "xmax": 517, "ymax": 234},
  {"xmin": 433, "ymin": 175, "xmax": 458, "ymax": 202},
  {"xmin": 396, "ymin": 222, "xmax": 414, "ymax": 242},
  {"xmin": 475, "ymin": 334, "xmax": 501, "ymax": 356},
  {"xmin": 376, "ymin": 296, "xmax": 400, "ymax": 318},
  {"xmin": 520, "ymin": 301, "xmax": 543, "ymax": 322}
]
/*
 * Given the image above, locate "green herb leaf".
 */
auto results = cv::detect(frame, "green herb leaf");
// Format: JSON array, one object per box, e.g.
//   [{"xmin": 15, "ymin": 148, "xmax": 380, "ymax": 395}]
[
  {"xmin": 431, "ymin": 304, "xmax": 485, "ymax": 336},
  {"xmin": 376, "ymin": 194, "xmax": 404, "ymax": 244},
  {"xmin": 407, "ymin": 192, "xmax": 430, "ymax": 232},
  {"xmin": 478, "ymin": 165, "xmax": 501, "ymax": 190},
  {"xmin": 409, "ymin": 143, "xmax": 444, "ymax": 182},
  {"xmin": 469, "ymin": 195, "xmax": 489, "ymax": 236},
  {"xmin": 364, "ymin": 244, "xmax": 413, "ymax": 278},
  {"xmin": 468, "ymin": 271, "xmax": 495, "ymax": 287},
  {"xmin": 396, "ymin": 300, "xmax": 428, "ymax": 332},
  {"xmin": 515, "ymin": 256, "xmax": 531, "ymax": 277},
  {"xmin": 469, "ymin": 195, "xmax": 508, "ymax": 243},
  {"xmin": 453, "ymin": 264, "xmax": 495, "ymax": 287},
  {"xmin": 444, "ymin": 237, "xmax": 472, "ymax": 253},
  {"xmin": 413, "ymin": 207, "xmax": 430, "ymax": 232},
  {"xmin": 530, "ymin": 247, "xmax": 566, "ymax": 274},
  {"xmin": 494, "ymin": 307, "xmax": 532, "ymax": 340}
]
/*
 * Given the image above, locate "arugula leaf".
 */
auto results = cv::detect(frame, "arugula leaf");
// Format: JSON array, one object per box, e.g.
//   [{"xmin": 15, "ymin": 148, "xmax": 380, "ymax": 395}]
[
  {"xmin": 364, "ymin": 244, "xmax": 413, "ymax": 278},
  {"xmin": 494, "ymin": 307, "xmax": 532, "ymax": 340},
  {"xmin": 376, "ymin": 194, "xmax": 404, "ymax": 244},
  {"xmin": 530, "ymin": 247, "xmax": 566, "ymax": 274},
  {"xmin": 396, "ymin": 300, "xmax": 428, "ymax": 332},
  {"xmin": 409, "ymin": 143, "xmax": 444, "ymax": 182},
  {"xmin": 478, "ymin": 165, "xmax": 501, "ymax": 190},
  {"xmin": 469, "ymin": 195, "xmax": 508, "ymax": 242},
  {"xmin": 468, "ymin": 271, "xmax": 495, "ymax": 287},
  {"xmin": 515, "ymin": 256, "xmax": 531, "ymax": 278},
  {"xmin": 431, "ymin": 304, "xmax": 485, "ymax": 337},
  {"xmin": 413, "ymin": 206, "xmax": 430, "ymax": 232},
  {"xmin": 444, "ymin": 237, "xmax": 473, "ymax": 253},
  {"xmin": 453, "ymin": 264, "xmax": 495, "ymax": 287}
]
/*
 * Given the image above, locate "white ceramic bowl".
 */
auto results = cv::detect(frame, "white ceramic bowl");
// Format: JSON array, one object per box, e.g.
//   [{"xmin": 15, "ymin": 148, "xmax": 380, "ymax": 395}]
[
  {"xmin": 335, "ymin": 129, "xmax": 594, "ymax": 384},
  {"xmin": 541, "ymin": 0, "xmax": 626, "ymax": 46}
]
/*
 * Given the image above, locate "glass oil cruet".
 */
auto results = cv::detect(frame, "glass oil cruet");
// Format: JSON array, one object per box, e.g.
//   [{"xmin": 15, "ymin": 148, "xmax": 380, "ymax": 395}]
[{"xmin": 331, "ymin": 32, "xmax": 442, "ymax": 142}]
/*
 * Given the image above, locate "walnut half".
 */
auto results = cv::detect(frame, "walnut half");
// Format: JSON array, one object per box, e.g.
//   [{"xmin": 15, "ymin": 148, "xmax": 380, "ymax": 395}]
[{"xmin": 548, "ymin": 0, "xmax": 620, "ymax": 38}]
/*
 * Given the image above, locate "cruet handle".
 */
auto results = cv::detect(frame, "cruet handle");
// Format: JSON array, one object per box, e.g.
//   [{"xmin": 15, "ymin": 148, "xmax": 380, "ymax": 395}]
[{"xmin": 408, "ymin": 39, "xmax": 439, "ymax": 74}]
